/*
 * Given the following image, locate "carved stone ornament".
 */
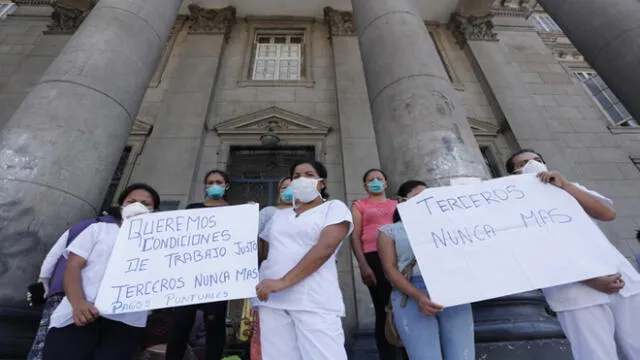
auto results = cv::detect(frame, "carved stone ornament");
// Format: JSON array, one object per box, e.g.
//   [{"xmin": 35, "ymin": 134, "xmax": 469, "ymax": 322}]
[
  {"xmin": 215, "ymin": 106, "xmax": 331, "ymax": 136},
  {"xmin": 491, "ymin": 7, "xmax": 529, "ymax": 18},
  {"xmin": 13, "ymin": 0, "xmax": 53, "ymax": 6},
  {"xmin": 449, "ymin": 13, "xmax": 498, "ymax": 44},
  {"xmin": 324, "ymin": 7, "xmax": 355, "ymax": 38},
  {"xmin": 46, "ymin": 0, "xmax": 97, "ymax": 34},
  {"xmin": 187, "ymin": 4, "xmax": 236, "ymax": 35},
  {"xmin": 491, "ymin": 0, "xmax": 536, "ymax": 18}
]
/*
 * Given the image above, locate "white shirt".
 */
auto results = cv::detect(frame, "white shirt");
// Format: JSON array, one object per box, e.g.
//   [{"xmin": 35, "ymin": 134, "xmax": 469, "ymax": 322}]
[
  {"xmin": 542, "ymin": 184, "xmax": 640, "ymax": 312},
  {"xmin": 259, "ymin": 206, "xmax": 278, "ymax": 234},
  {"xmin": 250, "ymin": 206, "xmax": 280, "ymax": 309},
  {"xmin": 39, "ymin": 230, "xmax": 69, "ymax": 278},
  {"xmin": 49, "ymin": 222, "xmax": 148, "ymax": 328},
  {"xmin": 257, "ymin": 200, "xmax": 353, "ymax": 316}
]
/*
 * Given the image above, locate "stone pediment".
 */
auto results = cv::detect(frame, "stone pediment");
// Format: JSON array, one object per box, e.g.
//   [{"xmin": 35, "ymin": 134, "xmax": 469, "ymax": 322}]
[
  {"xmin": 214, "ymin": 106, "xmax": 331, "ymax": 136},
  {"xmin": 468, "ymin": 117, "xmax": 501, "ymax": 136}
]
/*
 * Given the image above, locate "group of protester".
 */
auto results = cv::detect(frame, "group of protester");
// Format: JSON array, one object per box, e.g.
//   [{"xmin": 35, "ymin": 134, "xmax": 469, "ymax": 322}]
[{"xmin": 24, "ymin": 151, "xmax": 640, "ymax": 360}]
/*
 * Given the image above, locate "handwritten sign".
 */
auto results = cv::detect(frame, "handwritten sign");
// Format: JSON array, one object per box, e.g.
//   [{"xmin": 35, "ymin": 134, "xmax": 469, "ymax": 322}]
[
  {"xmin": 398, "ymin": 174, "xmax": 622, "ymax": 307},
  {"xmin": 95, "ymin": 203, "xmax": 259, "ymax": 314}
]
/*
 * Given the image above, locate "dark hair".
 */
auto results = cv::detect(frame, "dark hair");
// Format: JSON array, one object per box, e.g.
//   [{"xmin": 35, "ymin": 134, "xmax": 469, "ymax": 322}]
[
  {"xmin": 636, "ymin": 230, "xmax": 640, "ymax": 243},
  {"xmin": 278, "ymin": 176, "xmax": 292, "ymax": 190},
  {"xmin": 362, "ymin": 168, "xmax": 388, "ymax": 183},
  {"xmin": 392, "ymin": 180, "xmax": 427, "ymax": 223},
  {"xmin": 117, "ymin": 183, "xmax": 161, "ymax": 210},
  {"xmin": 505, "ymin": 149, "xmax": 545, "ymax": 174},
  {"xmin": 204, "ymin": 169, "xmax": 230, "ymax": 185},
  {"xmin": 290, "ymin": 160, "xmax": 329, "ymax": 199}
]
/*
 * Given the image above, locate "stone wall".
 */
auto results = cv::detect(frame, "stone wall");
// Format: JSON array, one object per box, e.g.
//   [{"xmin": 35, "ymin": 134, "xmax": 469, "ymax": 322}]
[
  {"xmin": 492, "ymin": 14, "xmax": 640, "ymax": 262},
  {"xmin": 0, "ymin": 5, "xmax": 59, "ymax": 129},
  {"xmin": 129, "ymin": 17, "xmax": 224, "ymax": 208},
  {"xmin": 194, "ymin": 20, "xmax": 342, "ymax": 201}
]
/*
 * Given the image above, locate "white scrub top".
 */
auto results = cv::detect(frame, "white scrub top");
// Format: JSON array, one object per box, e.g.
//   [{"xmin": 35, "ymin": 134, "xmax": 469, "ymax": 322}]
[{"xmin": 258, "ymin": 200, "xmax": 353, "ymax": 316}]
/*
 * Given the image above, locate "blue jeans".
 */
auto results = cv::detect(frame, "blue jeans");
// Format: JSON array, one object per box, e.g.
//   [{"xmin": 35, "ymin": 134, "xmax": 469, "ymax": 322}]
[{"xmin": 391, "ymin": 276, "xmax": 475, "ymax": 360}]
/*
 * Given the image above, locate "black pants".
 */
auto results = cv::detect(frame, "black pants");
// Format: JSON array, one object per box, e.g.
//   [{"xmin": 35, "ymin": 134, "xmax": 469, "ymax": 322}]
[
  {"xmin": 365, "ymin": 252, "xmax": 398, "ymax": 360},
  {"xmin": 42, "ymin": 317, "xmax": 143, "ymax": 360},
  {"xmin": 165, "ymin": 301, "xmax": 228, "ymax": 360}
]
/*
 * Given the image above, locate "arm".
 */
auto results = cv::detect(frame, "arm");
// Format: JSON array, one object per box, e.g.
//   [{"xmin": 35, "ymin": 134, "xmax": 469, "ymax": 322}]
[
  {"xmin": 377, "ymin": 231, "xmax": 422, "ymax": 300},
  {"xmin": 281, "ymin": 222, "xmax": 349, "ymax": 288},
  {"xmin": 538, "ymin": 171, "xmax": 616, "ymax": 221},
  {"xmin": 378, "ymin": 231, "xmax": 442, "ymax": 315},
  {"xmin": 38, "ymin": 231, "xmax": 69, "ymax": 286},
  {"xmin": 64, "ymin": 253, "xmax": 100, "ymax": 326},
  {"xmin": 350, "ymin": 204, "xmax": 376, "ymax": 286},
  {"xmin": 64, "ymin": 253, "xmax": 88, "ymax": 306},
  {"xmin": 63, "ymin": 226, "xmax": 101, "ymax": 326},
  {"xmin": 350, "ymin": 204, "xmax": 367, "ymax": 267},
  {"xmin": 256, "ymin": 222, "xmax": 349, "ymax": 300},
  {"xmin": 564, "ymin": 183, "xmax": 615, "ymax": 221},
  {"xmin": 583, "ymin": 274, "xmax": 624, "ymax": 293},
  {"xmin": 257, "ymin": 207, "xmax": 275, "ymax": 264},
  {"xmin": 258, "ymin": 239, "xmax": 269, "ymax": 264}
]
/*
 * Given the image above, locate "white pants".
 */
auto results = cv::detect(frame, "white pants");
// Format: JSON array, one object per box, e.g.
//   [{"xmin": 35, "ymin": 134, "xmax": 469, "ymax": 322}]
[
  {"xmin": 557, "ymin": 293, "xmax": 640, "ymax": 360},
  {"xmin": 259, "ymin": 307, "xmax": 347, "ymax": 360}
]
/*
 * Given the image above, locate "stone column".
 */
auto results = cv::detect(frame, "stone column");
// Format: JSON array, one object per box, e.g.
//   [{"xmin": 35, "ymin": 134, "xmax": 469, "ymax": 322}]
[
  {"xmin": 350, "ymin": 0, "xmax": 486, "ymax": 190},
  {"xmin": 538, "ymin": 0, "xmax": 640, "ymax": 122},
  {"xmin": 324, "ymin": 6, "xmax": 380, "ymax": 345},
  {"xmin": 0, "ymin": 0, "xmax": 182, "ymax": 356}
]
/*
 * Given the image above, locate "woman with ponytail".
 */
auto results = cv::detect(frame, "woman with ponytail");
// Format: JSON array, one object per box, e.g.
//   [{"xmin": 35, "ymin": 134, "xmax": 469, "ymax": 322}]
[
  {"xmin": 165, "ymin": 169, "xmax": 232, "ymax": 360},
  {"xmin": 377, "ymin": 180, "xmax": 475, "ymax": 360}
]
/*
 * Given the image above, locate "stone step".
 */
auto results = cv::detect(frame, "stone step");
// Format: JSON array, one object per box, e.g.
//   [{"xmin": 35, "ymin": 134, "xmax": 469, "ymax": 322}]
[{"xmin": 347, "ymin": 332, "xmax": 573, "ymax": 360}]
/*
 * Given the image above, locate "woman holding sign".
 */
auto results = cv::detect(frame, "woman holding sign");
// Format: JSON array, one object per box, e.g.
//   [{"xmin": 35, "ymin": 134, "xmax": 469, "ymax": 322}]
[
  {"xmin": 507, "ymin": 150, "xmax": 640, "ymax": 360},
  {"xmin": 166, "ymin": 169, "xmax": 232, "ymax": 360},
  {"xmin": 42, "ymin": 183, "xmax": 161, "ymax": 360},
  {"xmin": 350, "ymin": 169, "xmax": 397, "ymax": 360},
  {"xmin": 377, "ymin": 180, "xmax": 475, "ymax": 360},
  {"xmin": 255, "ymin": 160, "xmax": 353, "ymax": 360}
]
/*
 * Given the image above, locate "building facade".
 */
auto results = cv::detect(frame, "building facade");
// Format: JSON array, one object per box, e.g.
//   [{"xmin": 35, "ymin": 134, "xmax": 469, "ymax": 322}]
[{"xmin": 1, "ymin": 0, "xmax": 640, "ymax": 357}]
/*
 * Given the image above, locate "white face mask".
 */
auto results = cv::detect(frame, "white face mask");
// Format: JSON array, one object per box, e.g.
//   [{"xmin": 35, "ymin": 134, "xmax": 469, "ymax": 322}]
[
  {"xmin": 121, "ymin": 202, "xmax": 151, "ymax": 219},
  {"xmin": 520, "ymin": 159, "xmax": 548, "ymax": 175},
  {"xmin": 290, "ymin": 177, "xmax": 322, "ymax": 204}
]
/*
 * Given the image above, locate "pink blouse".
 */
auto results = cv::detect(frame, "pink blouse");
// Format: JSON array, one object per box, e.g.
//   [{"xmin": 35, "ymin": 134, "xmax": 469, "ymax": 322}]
[{"xmin": 353, "ymin": 198, "xmax": 397, "ymax": 254}]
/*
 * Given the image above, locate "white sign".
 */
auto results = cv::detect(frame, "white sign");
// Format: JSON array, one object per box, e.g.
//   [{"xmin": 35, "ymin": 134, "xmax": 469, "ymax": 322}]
[
  {"xmin": 398, "ymin": 174, "xmax": 621, "ymax": 307},
  {"xmin": 95, "ymin": 203, "xmax": 259, "ymax": 314}
]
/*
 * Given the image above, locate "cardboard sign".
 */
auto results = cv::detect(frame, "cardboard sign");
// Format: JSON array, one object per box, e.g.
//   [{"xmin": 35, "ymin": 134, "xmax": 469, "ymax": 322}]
[
  {"xmin": 95, "ymin": 203, "xmax": 259, "ymax": 314},
  {"xmin": 398, "ymin": 175, "xmax": 622, "ymax": 307}
]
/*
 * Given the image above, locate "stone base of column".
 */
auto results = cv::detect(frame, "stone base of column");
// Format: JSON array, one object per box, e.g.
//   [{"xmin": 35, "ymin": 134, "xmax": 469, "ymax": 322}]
[
  {"xmin": 473, "ymin": 291, "xmax": 572, "ymax": 360},
  {"xmin": 477, "ymin": 339, "xmax": 572, "ymax": 359},
  {"xmin": 350, "ymin": 291, "xmax": 572, "ymax": 360},
  {"xmin": 348, "ymin": 329, "xmax": 406, "ymax": 360},
  {"xmin": 349, "ymin": 332, "xmax": 571, "ymax": 360},
  {"xmin": 0, "ymin": 306, "xmax": 40, "ymax": 358}
]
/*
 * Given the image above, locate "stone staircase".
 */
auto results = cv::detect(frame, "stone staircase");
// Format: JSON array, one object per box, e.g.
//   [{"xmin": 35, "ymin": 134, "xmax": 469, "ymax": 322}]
[{"xmin": 347, "ymin": 330, "xmax": 573, "ymax": 360}]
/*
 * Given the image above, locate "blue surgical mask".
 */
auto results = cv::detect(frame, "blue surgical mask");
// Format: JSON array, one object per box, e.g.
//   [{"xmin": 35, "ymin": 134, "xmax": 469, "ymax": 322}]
[
  {"xmin": 280, "ymin": 187, "xmax": 294, "ymax": 203},
  {"xmin": 206, "ymin": 184, "xmax": 226, "ymax": 199},
  {"xmin": 367, "ymin": 179, "xmax": 384, "ymax": 194}
]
